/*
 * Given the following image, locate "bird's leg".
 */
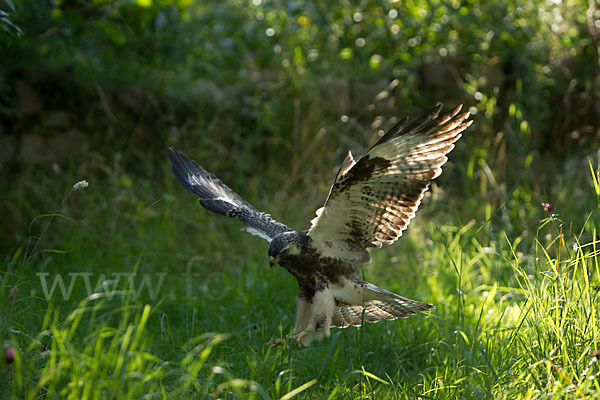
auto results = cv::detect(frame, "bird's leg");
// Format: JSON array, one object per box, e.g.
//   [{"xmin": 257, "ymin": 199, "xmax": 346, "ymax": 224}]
[
  {"xmin": 292, "ymin": 296, "xmax": 312, "ymax": 333},
  {"xmin": 294, "ymin": 287, "xmax": 335, "ymax": 347},
  {"xmin": 267, "ymin": 296, "xmax": 311, "ymax": 348},
  {"xmin": 267, "ymin": 288, "xmax": 335, "ymax": 348}
]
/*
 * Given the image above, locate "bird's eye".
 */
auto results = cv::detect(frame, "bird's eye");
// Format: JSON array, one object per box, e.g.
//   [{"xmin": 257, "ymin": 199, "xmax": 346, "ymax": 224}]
[{"xmin": 269, "ymin": 255, "xmax": 276, "ymax": 262}]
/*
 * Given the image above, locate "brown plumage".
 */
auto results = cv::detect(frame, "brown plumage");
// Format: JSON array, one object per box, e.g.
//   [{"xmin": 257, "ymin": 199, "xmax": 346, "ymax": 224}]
[{"xmin": 169, "ymin": 103, "xmax": 473, "ymax": 347}]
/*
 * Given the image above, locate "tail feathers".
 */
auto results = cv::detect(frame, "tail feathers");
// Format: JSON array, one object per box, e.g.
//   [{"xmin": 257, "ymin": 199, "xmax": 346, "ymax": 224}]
[
  {"xmin": 331, "ymin": 298, "xmax": 433, "ymax": 328},
  {"xmin": 331, "ymin": 281, "xmax": 433, "ymax": 329}
]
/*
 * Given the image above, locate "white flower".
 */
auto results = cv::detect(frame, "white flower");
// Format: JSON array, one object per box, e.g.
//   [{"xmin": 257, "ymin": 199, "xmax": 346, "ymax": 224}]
[{"xmin": 73, "ymin": 180, "xmax": 89, "ymax": 191}]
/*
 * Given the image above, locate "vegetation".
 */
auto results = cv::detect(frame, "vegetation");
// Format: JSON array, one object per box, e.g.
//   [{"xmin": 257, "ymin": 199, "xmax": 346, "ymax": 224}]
[{"xmin": 1, "ymin": 0, "xmax": 599, "ymax": 398}]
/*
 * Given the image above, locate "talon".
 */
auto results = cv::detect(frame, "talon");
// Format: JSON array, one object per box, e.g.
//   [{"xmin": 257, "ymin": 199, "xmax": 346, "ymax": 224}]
[
  {"xmin": 265, "ymin": 334, "xmax": 305, "ymax": 349},
  {"xmin": 266, "ymin": 336, "xmax": 288, "ymax": 348}
]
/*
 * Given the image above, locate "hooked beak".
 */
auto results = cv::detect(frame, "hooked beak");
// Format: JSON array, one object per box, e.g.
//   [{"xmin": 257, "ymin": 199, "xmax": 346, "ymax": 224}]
[{"xmin": 269, "ymin": 255, "xmax": 276, "ymax": 268}]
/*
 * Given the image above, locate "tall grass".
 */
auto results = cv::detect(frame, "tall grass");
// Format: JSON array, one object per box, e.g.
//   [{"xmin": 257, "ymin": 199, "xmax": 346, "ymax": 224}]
[{"xmin": 1, "ymin": 153, "xmax": 599, "ymax": 398}]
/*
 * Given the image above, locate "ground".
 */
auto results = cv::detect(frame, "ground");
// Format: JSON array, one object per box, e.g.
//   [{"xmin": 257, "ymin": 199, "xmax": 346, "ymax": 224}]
[{"xmin": 1, "ymin": 153, "xmax": 599, "ymax": 399}]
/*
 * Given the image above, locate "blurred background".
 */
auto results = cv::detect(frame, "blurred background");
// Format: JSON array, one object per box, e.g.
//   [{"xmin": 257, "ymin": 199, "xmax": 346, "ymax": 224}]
[
  {"xmin": 2, "ymin": 2, "xmax": 600, "ymax": 396},
  {"xmin": 1, "ymin": 0, "xmax": 599, "ymax": 254}
]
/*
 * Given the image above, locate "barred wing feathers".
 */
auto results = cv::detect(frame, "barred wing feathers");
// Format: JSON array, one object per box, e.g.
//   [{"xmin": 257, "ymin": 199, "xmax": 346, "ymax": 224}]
[
  {"xmin": 308, "ymin": 104, "xmax": 472, "ymax": 263},
  {"xmin": 169, "ymin": 147, "xmax": 291, "ymax": 242}
]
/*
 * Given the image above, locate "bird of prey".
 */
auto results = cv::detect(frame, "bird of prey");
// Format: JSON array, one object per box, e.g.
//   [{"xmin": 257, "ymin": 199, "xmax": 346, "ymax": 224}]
[{"xmin": 169, "ymin": 103, "xmax": 472, "ymax": 347}]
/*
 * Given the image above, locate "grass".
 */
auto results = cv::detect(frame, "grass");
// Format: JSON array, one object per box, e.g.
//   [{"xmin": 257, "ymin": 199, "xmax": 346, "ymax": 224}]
[{"xmin": 1, "ymin": 146, "xmax": 600, "ymax": 399}]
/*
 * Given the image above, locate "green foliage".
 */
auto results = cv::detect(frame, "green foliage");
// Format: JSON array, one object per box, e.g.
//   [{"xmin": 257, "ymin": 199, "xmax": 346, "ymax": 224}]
[
  {"xmin": 2, "ymin": 0, "xmax": 600, "ymax": 398},
  {"xmin": 2, "ymin": 0, "xmax": 598, "ymax": 240},
  {"xmin": 1, "ymin": 161, "xmax": 600, "ymax": 398},
  {"xmin": 0, "ymin": 2, "xmax": 20, "ymax": 47},
  {"xmin": 2, "ymin": 0, "xmax": 597, "ymax": 162}
]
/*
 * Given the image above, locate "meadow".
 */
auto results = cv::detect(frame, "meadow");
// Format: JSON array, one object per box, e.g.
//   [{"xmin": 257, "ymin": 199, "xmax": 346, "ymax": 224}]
[
  {"xmin": 2, "ymin": 126, "xmax": 599, "ymax": 399},
  {"xmin": 2, "ymin": 0, "xmax": 600, "ymax": 398}
]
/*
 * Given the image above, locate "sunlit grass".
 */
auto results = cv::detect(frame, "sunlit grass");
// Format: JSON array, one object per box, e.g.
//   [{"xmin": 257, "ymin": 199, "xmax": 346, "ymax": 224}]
[{"xmin": 1, "ymin": 155, "xmax": 600, "ymax": 399}]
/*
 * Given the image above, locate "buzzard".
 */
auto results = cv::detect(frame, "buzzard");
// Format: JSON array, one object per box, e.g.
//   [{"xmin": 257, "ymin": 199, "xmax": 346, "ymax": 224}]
[{"xmin": 169, "ymin": 103, "xmax": 472, "ymax": 347}]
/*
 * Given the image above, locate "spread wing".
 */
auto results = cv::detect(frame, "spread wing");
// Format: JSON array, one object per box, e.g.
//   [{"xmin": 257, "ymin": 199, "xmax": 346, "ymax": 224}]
[
  {"xmin": 169, "ymin": 147, "xmax": 292, "ymax": 242},
  {"xmin": 308, "ymin": 104, "xmax": 472, "ymax": 263}
]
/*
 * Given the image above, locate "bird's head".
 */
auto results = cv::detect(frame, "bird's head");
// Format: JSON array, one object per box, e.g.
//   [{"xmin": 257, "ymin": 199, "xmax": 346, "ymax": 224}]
[{"xmin": 268, "ymin": 231, "xmax": 305, "ymax": 267}]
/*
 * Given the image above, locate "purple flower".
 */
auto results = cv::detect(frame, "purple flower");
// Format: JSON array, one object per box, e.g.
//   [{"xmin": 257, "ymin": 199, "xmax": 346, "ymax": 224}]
[
  {"xmin": 4, "ymin": 348, "xmax": 15, "ymax": 364},
  {"xmin": 542, "ymin": 202, "xmax": 554, "ymax": 213}
]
